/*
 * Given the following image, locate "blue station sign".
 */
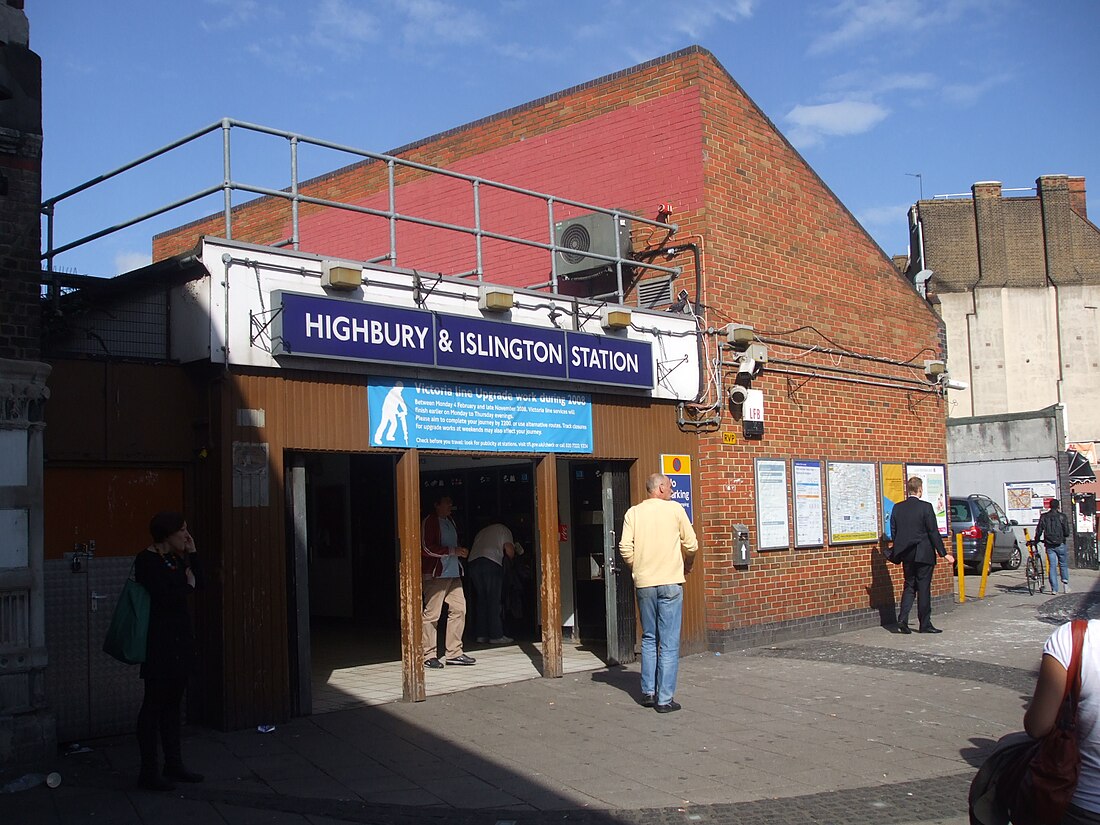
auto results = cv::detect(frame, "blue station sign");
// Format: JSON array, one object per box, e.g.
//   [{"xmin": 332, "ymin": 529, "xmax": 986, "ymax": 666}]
[{"xmin": 272, "ymin": 291, "xmax": 654, "ymax": 389}]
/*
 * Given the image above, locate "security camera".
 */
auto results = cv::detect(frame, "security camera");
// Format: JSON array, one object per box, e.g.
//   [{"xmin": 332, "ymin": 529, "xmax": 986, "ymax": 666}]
[
  {"xmin": 729, "ymin": 384, "xmax": 749, "ymax": 406},
  {"xmin": 737, "ymin": 358, "xmax": 758, "ymax": 379},
  {"xmin": 941, "ymin": 377, "xmax": 968, "ymax": 391}
]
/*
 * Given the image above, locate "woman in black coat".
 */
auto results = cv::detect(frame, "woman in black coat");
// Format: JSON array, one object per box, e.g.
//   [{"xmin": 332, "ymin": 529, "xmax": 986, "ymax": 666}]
[{"xmin": 134, "ymin": 511, "xmax": 204, "ymax": 791}]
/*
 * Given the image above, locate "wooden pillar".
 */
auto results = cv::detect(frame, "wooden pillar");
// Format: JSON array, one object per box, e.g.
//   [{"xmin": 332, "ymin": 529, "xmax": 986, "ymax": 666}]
[
  {"xmin": 537, "ymin": 453, "xmax": 563, "ymax": 678},
  {"xmin": 396, "ymin": 449, "xmax": 425, "ymax": 702}
]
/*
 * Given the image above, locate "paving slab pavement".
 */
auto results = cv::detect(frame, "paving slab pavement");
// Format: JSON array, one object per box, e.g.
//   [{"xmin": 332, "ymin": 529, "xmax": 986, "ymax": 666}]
[{"xmin": 4, "ymin": 565, "xmax": 1099, "ymax": 825}]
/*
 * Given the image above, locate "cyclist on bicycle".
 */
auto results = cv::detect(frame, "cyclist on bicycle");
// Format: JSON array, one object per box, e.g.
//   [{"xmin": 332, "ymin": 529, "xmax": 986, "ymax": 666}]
[{"xmin": 1035, "ymin": 499, "xmax": 1072, "ymax": 594}]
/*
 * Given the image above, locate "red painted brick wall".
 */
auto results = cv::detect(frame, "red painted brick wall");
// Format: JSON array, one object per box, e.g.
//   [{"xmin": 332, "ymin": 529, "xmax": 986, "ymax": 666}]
[{"xmin": 156, "ymin": 47, "xmax": 947, "ymax": 640}]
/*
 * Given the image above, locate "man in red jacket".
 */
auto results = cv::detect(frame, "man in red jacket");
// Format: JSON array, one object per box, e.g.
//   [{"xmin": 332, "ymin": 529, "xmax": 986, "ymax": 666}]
[{"xmin": 421, "ymin": 493, "xmax": 475, "ymax": 668}]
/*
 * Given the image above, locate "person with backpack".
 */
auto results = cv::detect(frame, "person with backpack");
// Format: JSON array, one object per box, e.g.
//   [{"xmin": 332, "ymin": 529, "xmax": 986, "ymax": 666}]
[{"xmin": 1035, "ymin": 498, "xmax": 1073, "ymax": 594}]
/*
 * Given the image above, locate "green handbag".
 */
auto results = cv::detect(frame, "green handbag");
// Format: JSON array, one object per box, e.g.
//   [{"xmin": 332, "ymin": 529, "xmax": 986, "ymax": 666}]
[{"xmin": 102, "ymin": 563, "xmax": 150, "ymax": 664}]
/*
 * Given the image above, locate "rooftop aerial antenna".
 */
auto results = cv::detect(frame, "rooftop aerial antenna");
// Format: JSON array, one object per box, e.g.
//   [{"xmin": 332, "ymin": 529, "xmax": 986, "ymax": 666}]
[{"xmin": 906, "ymin": 172, "xmax": 924, "ymax": 200}]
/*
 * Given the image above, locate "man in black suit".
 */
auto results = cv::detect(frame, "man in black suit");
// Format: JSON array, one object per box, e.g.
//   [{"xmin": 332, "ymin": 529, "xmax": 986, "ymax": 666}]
[{"xmin": 890, "ymin": 476, "xmax": 955, "ymax": 634}]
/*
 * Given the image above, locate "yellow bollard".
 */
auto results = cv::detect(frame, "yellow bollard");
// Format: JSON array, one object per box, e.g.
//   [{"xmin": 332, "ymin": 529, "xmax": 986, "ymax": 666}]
[
  {"xmin": 978, "ymin": 532, "xmax": 994, "ymax": 598},
  {"xmin": 956, "ymin": 532, "xmax": 966, "ymax": 602}
]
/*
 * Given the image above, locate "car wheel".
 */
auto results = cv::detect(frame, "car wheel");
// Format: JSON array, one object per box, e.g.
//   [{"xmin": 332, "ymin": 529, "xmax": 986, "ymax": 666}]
[{"xmin": 1001, "ymin": 543, "xmax": 1022, "ymax": 571}]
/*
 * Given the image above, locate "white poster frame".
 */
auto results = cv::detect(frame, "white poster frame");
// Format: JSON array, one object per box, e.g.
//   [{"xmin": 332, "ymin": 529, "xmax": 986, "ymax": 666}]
[
  {"xmin": 826, "ymin": 461, "xmax": 879, "ymax": 545},
  {"xmin": 754, "ymin": 458, "xmax": 790, "ymax": 551},
  {"xmin": 792, "ymin": 459, "xmax": 824, "ymax": 548},
  {"xmin": 905, "ymin": 463, "xmax": 948, "ymax": 536}
]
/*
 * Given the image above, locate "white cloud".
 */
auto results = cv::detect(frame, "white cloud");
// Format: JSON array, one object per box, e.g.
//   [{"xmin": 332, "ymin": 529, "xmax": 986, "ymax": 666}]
[
  {"xmin": 826, "ymin": 70, "xmax": 937, "ymax": 97},
  {"xmin": 115, "ymin": 250, "xmax": 151, "ymax": 275},
  {"xmin": 808, "ymin": 0, "xmax": 983, "ymax": 56},
  {"xmin": 809, "ymin": 0, "xmax": 912, "ymax": 55},
  {"xmin": 200, "ymin": 0, "xmax": 259, "ymax": 32},
  {"xmin": 855, "ymin": 201, "xmax": 914, "ymax": 229},
  {"xmin": 942, "ymin": 72, "xmax": 1012, "ymax": 106},
  {"xmin": 670, "ymin": 0, "xmax": 756, "ymax": 39},
  {"xmin": 784, "ymin": 100, "xmax": 889, "ymax": 148},
  {"xmin": 309, "ymin": 0, "xmax": 382, "ymax": 48},
  {"xmin": 396, "ymin": 0, "xmax": 487, "ymax": 46}
]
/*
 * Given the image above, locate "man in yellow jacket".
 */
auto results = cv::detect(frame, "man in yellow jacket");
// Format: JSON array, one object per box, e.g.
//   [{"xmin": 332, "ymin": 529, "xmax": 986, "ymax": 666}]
[{"xmin": 619, "ymin": 472, "xmax": 698, "ymax": 713}]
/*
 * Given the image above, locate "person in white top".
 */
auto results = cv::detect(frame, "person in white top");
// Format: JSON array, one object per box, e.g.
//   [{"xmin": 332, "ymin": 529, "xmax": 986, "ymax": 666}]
[
  {"xmin": 1025, "ymin": 619, "xmax": 1100, "ymax": 823},
  {"xmin": 467, "ymin": 522, "xmax": 517, "ymax": 644}
]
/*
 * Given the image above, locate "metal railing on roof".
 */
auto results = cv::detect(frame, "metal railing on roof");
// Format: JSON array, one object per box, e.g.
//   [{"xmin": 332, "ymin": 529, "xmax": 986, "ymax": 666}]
[
  {"xmin": 41, "ymin": 117, "xmax": 680, "ymax": 305},
  {"xmin": 930, "ymin": 187, "xmax": 1037, "ymax": 200}
]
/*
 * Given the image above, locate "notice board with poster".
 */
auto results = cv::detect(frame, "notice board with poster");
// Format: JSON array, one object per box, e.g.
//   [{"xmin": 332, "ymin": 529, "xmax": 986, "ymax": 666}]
[
  {"xmin": 881, "ymin": 462, "xmax": 905, "ymax": 539},
  {"xmin": 826, "ymin": 461, "xmax": 878, "ymax": 544},
  {"xmin": 905, "ymin": 463, "xmax": 948, "ymax": 536},
  {"xmin": 1004, "ymin": 480, "xmax": 1057, "ymax": 526},
  {"xmin": 754, "ymin": 458, "xmax": 790, "ymax": 550},
  {"xmin": 793, "ymin": 459, "xmax": 824, "ymax": 548}
]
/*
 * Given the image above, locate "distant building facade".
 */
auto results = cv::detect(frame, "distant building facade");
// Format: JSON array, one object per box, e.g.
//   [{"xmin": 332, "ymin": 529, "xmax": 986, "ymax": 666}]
[{"xmin": 907, "ymin": 176, "xmax": 1100, "ymax": 442}]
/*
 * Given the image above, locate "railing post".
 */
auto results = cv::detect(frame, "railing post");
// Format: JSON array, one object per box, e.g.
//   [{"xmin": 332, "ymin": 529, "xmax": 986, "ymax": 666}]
[
  {"xmin": 472, "ymin": 180, "xmax": 483, "ymax": 280},
  {"xmin": 613, "ymin": 209, "xmax": 625, "ymax": 304},
  {"xmin": 388, "ymin": 159, "xmax": 397, "ymax": 266},
  {"xmin": 221, "ymin": 118, "xmax": 233, "ymax": 240},
  {"xmin": 289, "ymin": 135, "xmax": 300, "ymax": 250},
  {"xmin": 547, "ymin": 198, "xmax": 557, "ymax": 294}
]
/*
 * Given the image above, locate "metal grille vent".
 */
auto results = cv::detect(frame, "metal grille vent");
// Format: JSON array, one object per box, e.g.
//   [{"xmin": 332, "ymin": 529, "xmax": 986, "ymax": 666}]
[
  {"xmin": 559, "ymin": 223, "xmax": 592, "ymax": 265},
  {"xmin": 637, "ymin": 277, "xmax": 674, "ymax": 308}
]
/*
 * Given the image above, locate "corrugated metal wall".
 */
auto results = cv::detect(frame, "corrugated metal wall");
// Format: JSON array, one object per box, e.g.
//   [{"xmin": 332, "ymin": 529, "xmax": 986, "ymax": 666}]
[
  {"xmin": 214, "ymin": 374, "xmax": 702, "ymax": 727},
  {"xmin": 588, "ymin": 396, "xmax": 705, "ymax": 654},
  {"xmin": 46, "ymin": 362, "xmax": 703, "ymax": 729}
]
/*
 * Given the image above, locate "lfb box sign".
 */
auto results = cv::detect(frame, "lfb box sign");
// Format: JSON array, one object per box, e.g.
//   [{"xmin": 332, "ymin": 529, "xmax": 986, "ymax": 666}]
[{"xmin": 661, "ymin": 454, "xmax": 693, "ymax": 523}]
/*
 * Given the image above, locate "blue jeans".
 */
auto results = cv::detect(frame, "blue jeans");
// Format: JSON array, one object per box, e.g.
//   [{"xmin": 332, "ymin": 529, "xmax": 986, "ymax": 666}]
[
  {"xmin": 1047, "ymin": 543, "xmax": 1069, "ymax": 593},
  {"xmin": 636, "ymin": 584, "xmax": 683, "ymax": 706},
  {"xmin": 467, "ymin": 557, "xmax": 504, "ymax": 640}
]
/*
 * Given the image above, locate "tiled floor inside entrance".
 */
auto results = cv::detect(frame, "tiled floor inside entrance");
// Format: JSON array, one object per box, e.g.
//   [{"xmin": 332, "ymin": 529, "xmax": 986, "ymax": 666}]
[{"xmin": 312, "ymin": 639, "xmax": 608, "ymax": 713}]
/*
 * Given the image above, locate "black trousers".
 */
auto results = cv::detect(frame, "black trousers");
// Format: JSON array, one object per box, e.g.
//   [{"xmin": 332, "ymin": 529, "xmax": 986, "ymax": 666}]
[
  {"xmin": 136, "ymin": 677, "xmax": 187, "ymax": 770},
  {"xmin": 898, "ymin": 560, "xmax": 935, "ymax": 630}
]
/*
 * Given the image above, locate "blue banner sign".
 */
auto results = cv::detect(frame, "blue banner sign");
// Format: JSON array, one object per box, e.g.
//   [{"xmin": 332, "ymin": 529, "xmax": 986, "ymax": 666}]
[
  {"xmin": 368, "ymin": 378, "xmax": 593, "ymax": 453},
  {"xmin": 272, "ymin": 291, "xmax": 653, "ymax": 389}
]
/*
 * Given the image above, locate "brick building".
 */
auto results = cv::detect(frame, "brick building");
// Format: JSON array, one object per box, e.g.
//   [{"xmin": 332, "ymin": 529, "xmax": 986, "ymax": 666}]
[
  {"xmin": 45, "ymin": 46, "xmax": 949, "ymax": 731},
  {"xmin": 907, "ymin": 176, "xmax": 1100, "ymax": 440}
]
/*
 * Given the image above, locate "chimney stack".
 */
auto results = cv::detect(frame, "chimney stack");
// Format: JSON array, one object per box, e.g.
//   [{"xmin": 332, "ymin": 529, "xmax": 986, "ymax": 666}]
[
  {"xmin": 972, "ymin": 181, "xmax": 1007, "ymax": 287},
  {"xmin": 1068, "ymin": 176, "xmax": 1087, "ymax": 219},
  {"xmin": 1038, "ymin": 175, "xmax": 1075, "ymax": 286}
]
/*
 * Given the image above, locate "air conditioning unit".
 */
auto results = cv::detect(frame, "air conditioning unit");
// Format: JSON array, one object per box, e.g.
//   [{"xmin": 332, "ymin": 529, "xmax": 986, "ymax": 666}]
[{"xmin": 553, "ymin": 213, "xmax": 633, "ymax": 280}]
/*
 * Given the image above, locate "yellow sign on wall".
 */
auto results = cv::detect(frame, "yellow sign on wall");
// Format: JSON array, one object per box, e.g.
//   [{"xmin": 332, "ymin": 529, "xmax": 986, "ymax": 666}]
[
  {"xmin": 660, "ymin": 454, "xmax": 694, "ymax": 522},
  {"xmin": 661, "ymin": 455, "xmax": 691, "ymax": 475},
  {"xmin": 722, "ymin": 432, "xmax": 737, "ymax": 445}
]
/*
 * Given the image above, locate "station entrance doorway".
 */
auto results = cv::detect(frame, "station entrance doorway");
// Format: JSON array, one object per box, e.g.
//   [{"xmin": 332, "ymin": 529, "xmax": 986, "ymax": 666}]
[
  {"xmin": 418, "ymin": 455, "xmax": 539, "ymax": 647},
  {"xmin": 286, "ymin": 451, "xmax": 545, "ymax": 714},
  {"xmin": 286, "ymin": 452, "xmax": 400, "ymax": 715},
  {"xmin": 564, "ymin": 461, "xmax": 635, "ymax": 665}
]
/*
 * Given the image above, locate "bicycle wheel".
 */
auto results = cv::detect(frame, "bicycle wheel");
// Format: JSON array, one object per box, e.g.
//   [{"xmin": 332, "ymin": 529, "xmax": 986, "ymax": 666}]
[{"xmin": 1025, "ymin": 556, "xmax": 1038, "ymax": 595}]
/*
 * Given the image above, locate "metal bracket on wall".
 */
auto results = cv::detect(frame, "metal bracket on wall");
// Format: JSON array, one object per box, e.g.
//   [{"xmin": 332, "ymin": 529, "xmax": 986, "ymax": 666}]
[
  {"xmin": 656, "ymin": 354, "xmax": 688, "ymax": 389},
  {"xmin": 249, "ymin": 306, "xmax": 284, "ymax": 352},
  {"xmin": 785, "ymin": 375, "xmax": 813, "ymax": 407},
  {"xmin": 412, "ymin": 270, "xmax": 443, "ymax": 307}
]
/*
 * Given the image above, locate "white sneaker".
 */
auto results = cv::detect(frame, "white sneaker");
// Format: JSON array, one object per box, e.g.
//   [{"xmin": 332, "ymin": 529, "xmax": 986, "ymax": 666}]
[
  {"xmin": 1063, "ymin": 583, "xmax": 1071, "ymax": 593},
  {"xmin": 489, "ymin": 636, "xmax": 514, "ymax": 645}
]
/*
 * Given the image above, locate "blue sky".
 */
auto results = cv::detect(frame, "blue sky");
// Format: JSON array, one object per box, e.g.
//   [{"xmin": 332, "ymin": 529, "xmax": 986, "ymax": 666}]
[{"xmin": 33, "ymin": 0, "xmax": 1100, "ymax": 277}]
